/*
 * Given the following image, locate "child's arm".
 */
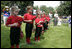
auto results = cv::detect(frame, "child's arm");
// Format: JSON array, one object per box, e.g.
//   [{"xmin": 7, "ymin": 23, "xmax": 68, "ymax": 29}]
[
  {"xmin": 6, "ymin": 17, "xmax": 18, "ymax": 27},
  {"xmin": 24, "ymin": 20, "xmax": 32, "ymax": 22},
  {"xmin": 23, "ymin": 14, "xmax": 33, "ymax": 23},
  {"xmin": 36, "ymin": 21, "xmax": 42, "ymax": 25},
  {"xmin": 7, "ymin": 23, "xmax": 18, "ymax": 27},
  {"xmin": 32, "ymin": 16, "xmax": 37, "ymax": 21}
]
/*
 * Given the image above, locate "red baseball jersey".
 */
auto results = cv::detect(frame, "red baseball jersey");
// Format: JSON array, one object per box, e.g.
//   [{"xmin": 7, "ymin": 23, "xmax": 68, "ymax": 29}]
[
  {"xmin": 6, "ymin": 15, "xmax": 23, "ymax": 27},
  {"xmin": 41, "ymin": 17, "xmax": 45, "ymax": 22},
  {"xmin": 46, "ymin": 16, "xmax": 50, "ymax": 22},
  {"xmin": 35, "ymin": 18, "xmax": 44, "ymax": 27},
  {"xmin": 24, "ymin": 13, "xmax": 36, "ymax": 24}
]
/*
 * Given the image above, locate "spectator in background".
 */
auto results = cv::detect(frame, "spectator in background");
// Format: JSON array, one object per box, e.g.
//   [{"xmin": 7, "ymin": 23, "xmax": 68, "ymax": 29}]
[
  {"xmin": 33, "ymin": 9, "xmax": 37, "ymax": 16},
  {"xmin": 3, "ymin": 6, "xmax": 10, "ymax": 25},
  {"xmin": 49, "ymin": 11, "xmax": 53, "ymax": 25},
  {"xmin": 68, "ymin": 16, "xmax": 71, "ymax": 28},
  {"xmin": 57, "ymin": 16, "xmax": 62, "ymax": 26},
  {"xmin": 54, "ymin": 11, "xmax": 58, "ymax": 26},
  {"xmin": 1, "ymin": 13, "xmax": 4, "ymax": 24}
]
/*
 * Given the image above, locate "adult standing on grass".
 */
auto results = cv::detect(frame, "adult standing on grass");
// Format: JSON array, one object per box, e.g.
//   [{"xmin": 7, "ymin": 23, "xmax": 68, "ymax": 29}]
[
  {"xmin": 49, "ymin": 11, "xmax": 53, "ymax": 25},
  {"xmin": 54, "ymin": 11, "xmax": 58, "ymax": 26},
  {"xmin": 3, "ymin": 6, "xmax": 10, "ymax": 25},
  {"xmin": 68, "ymin": 15, "xmax": 71, "ymax": 28},
  {"xmin": 57, "ymin": 16, "xmax": 62, "ymax": 26},
  {"xmin": 6, "ymin": 6, "xmax": 23, "ymax": 48},
  {"xmin": 23, "ymin": 6, "xmax": 36, "ymax": 44},
  {"xmin": 33, "ymin": 9, "xmax": 37, "ymax": 16}
]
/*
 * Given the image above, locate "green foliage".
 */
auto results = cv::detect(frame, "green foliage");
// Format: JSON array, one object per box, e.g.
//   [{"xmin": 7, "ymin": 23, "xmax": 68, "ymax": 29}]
[
  {"xmin": 33, "ymin": 6, "xmax": 39, "ymax": 10},
  {"xmin": 56, "ymin": 1, "xmax": 71, "ymax": 16},
  {"xmin": 1, "ymin": 1, "xmax": 34, "ymax": 16},
  {"xmin": 40, "ymin": 5, "xmax": 54, "ymax": 14}
]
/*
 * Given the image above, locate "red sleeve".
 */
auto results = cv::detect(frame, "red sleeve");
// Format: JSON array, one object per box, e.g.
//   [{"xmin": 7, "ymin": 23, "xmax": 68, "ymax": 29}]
[
  {"xmin": 32, "ymin": 15, "xmax": 36, "ymax": 20},
  {"xmin": 23, "ymin": 14, "xmax": 27, "ymax": 20},
  {"xmin": 35, "ymin": 19, "xmax": 37, "ymax": 23},
  {"xmin": 19, "ymin": 17, "xmax": 23, "ymax": 22},
  {"xmin": 46, "ymin": 17, "xmax": 48, "ymax": 20},
  {"xmin": 6, "ymin": 16, "xmax": 12, "ymax": 26},
  {"xmin": 35, "ymin": 18, "xmax": 39, "ymax": 24},
  {"xmin": 43, "ymin": 18, "xmax": 45, "ymax": 22},
  {"xmin": 48, "ymin": 17, "xmax": 50, "ymax": 21}
]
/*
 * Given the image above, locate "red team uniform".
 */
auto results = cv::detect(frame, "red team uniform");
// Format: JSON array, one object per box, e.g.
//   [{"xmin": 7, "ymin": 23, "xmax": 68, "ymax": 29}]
[
  {"xmin": 45, "ymin": 15, "xmax": 50, "ymax": 29},
  {"xmin": 35, "ymin": 17, "xmax": 44, "ymax": 41},
  {"xmin": 24, "ymin": 13, "xmax": 36, "ymax": 44},
  {"xmin": 6, "ymin": 15, "xmax": 23, "ymax": 48}
]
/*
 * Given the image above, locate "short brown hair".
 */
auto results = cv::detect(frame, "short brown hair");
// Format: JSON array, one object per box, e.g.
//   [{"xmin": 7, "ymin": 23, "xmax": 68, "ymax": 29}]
[{"xmin": 26, "ymin": 6, "xmax": 32, "ymax": 10}]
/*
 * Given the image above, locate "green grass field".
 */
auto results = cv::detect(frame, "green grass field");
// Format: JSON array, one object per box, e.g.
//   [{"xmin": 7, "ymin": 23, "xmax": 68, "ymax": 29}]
[{"xmin": 1, "ymin": 23, "xmax": 71, "ymax": 48}]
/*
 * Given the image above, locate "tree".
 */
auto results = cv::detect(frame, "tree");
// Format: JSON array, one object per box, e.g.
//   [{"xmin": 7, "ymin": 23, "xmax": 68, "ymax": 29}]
[
  {"xmin": 40, "ymin": 5, "xmax": 54, "ymax": 14},
  {"xmin": 33, "ymin": 6, "xmax": 39, "ymax": 10},
  {"xmin": 56, "ymin": 1, "xmax": 71, "ymax": 16},
  {"xmin": 40, "ymin": 5, "xmax": 47, "ymax": 13},
  {"xmin": 47, "ymin": 7, "xmax": 55, "ymax": 14},
  {"xmin": 1, "ymin": 1, "xmax": 34, "ymax": 15}
]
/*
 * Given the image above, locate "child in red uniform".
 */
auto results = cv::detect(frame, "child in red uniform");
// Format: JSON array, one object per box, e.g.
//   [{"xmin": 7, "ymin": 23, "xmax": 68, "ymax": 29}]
[
  {"xmin": 42, "ymin": 11, "xmax": 47, "ymax": 31},
  {"xmin": 23, "ymin": 6, "xmax": 36, "ymax": 44},
  {"xmin": 6, "ymin": 6, "xmax": 23, "ymax": 48},
  {"xmin": 40, "ymin": 12, "xmax": 45, "ymax": 34},
  {"xmin": 35, "ymin": 11, "xmax": 44, "ymax": 41},
  {"xmin": 45, "ymin": 14, "xmax": 50, "ymax": 29}
]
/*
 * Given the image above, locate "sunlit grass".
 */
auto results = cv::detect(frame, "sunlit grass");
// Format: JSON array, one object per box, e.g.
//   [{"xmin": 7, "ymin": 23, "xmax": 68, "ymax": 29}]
[{"xmin": 1, "ymin": 22, "xmax": 71, "ymax": 48}]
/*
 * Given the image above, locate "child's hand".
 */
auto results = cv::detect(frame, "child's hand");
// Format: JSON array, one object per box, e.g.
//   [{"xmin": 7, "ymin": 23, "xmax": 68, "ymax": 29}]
[
  {"xmin": 7, "ymin": 23, "xmax": 19, "ymax": 27},
  {"xmin": 39, "ymin": 21, "xmax": 42, "ymax": 23},
  {"xmin": 13, "ymin": 23, "xmax": 18, "ymax": 26},
  {"xmin": 28, "ymin": 20, "xmax": 32, "ymax": 22}
]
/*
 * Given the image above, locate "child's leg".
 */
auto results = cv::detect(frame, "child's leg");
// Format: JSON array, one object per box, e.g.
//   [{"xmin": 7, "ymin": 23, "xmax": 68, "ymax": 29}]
[
  {"xmin": 10, "ymin": 28, "xmax": 15, "ymax": 48},
  {"xmin": 15, "ymin": 33, "xmax": 20, "ymax": 48},
  {"xmin": 43, "ymin": 23, "xmax": 46, "ymax": 31},
  {"xmin": 35, "ymin": 26, "xmax": 38, "ymax": 41},
  {"xmin": 42, "ymin": 26, "xmax": 44, "ymax": 35},
  {"xmin": 3, "ymin": 16, "xmax": 6, "ymax": 25},
  {"xmin": 16, "ymin": 44, "xmax": 19, "ymax": 48},
  {"xmin": 46, "ymin": 22, "xmax": 48, "ymax": 29},
  {"xmin": 25, "ymin": 23, "xmax": 33, "ymax": 44},
  {"xmin": 29, "ymin": 24, "xmax": 33, "ymax": 38},
  {"xmin": 47, "ymin": 22, "xmax": 49, "ymax": 29},
  {"xmin": 38, "ymin": 27, "xmax": 42, "ymax": 41},
  {"xmin": 10, "ymin": 27, "xmax": 20, "ymax": 48},
  {"xmin": 15, "ymin": 28, "xmax": 20, "ymax": 48},
  {"xmin": 25, "ymin": 23, "xmax": 30, "ymax": 44},
  {"xmin": 45, "ymin": 22, "xmax": 47, "ymax": 30}
]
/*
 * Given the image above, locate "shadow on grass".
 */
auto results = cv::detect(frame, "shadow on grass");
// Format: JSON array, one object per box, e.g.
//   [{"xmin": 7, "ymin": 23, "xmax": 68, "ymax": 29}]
[
  {"xmin": 1, "ymin": 24, "xmax": 42, "ymax": 48},
  {"xmin": 19, "ymin": 36, "xmax": 43, "ymax": 48}
]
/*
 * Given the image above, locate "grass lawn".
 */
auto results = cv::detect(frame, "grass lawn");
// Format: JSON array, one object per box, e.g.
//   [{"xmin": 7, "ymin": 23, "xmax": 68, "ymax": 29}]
[{"xmin": 1, "ymin": 22, "xmax": 71, "ymax": 48}]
